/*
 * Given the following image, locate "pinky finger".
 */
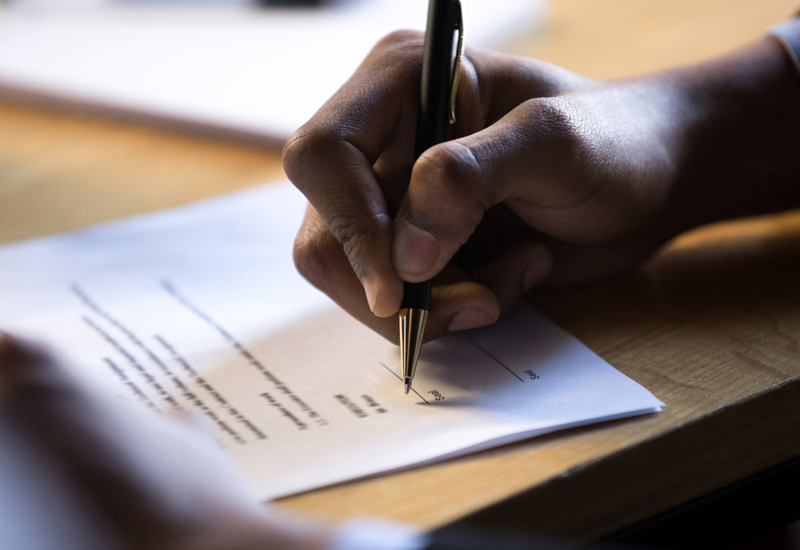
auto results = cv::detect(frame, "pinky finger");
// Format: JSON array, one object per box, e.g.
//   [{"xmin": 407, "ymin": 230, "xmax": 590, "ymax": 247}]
[
  {"xmin": 471, "ymin": 240, "xmax": 553, "ymax": 317},
  {"xmin": 424, "ymin": 281, "xmax": 501, "ymax": 340}
]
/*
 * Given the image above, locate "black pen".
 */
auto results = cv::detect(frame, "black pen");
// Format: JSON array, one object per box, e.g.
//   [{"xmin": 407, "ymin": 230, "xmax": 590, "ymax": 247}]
[{"xmin": 400, "ymin": 0, "xmax": 464, "ymax": 394}]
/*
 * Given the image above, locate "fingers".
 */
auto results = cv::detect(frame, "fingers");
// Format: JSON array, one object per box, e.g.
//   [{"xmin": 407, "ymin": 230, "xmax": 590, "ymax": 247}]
[
  {"xmin": 393, "ymin": 92, "xmax": 625, "ymax": 285},
  {"xmin": 294, "ymin": 206, "xmax": 501, "ymax": 342},
  {"xmin": 285, "ymin": 31, "xmax": 597, "ymax": 320},
  {"xmin": 283, "ymin": 31, "xmax": 428, "ymax": 318},
  {"xmin": 294, "ymin": 204, "xmax": 398, "ymax": 338},
  {"xmin": 472, "ymin": 240, "xmax": 553, "ymax": 314},
  {"xmin": 287, "ymin": 33, "xmax": 613, "ymax": 342},
  {"xmin": 392, "ymin": 99, "xmax": 540, "ymax": 282},
  {"xmin": 426, "ymin": 281, "xmax": 500, "ymax": 338},
  {"xmin": 461, "ymin": 47, "xmax": 592, "ymax": 126},
  {"xmin": 296, "ymin": 207, "xmax": 557, "ymax": 342},
  {"xmin": 293, "ymin": 100, "xmax": 566, "ymax": 341}
]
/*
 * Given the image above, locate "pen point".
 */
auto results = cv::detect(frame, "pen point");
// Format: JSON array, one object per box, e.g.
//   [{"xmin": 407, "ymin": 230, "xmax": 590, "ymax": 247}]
[{"xmin": 399, "ymin": 307, "xmax": 428, "ymax": 397}]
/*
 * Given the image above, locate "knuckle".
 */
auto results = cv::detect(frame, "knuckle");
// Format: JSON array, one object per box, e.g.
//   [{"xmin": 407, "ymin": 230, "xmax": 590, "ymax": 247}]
[
  {"xmin": 294, "ymin": 212, "xmax": 389, "ymax": 286},
  {"xmin": 522, "ymin": 97, "xmax": 609, "ymax": 209},
  {"xmin": 529, "ymin": 97, "xmax": 592, "ymax": 156},
  {"xmin": 293, "ymin": 227, "xmax": 337, "ymax": 290},
  {"xmin": 330, "ymin": 216, "xmax": 384, "ymax": 275},
  {"xmin": 282, "ymin": 126, "xmax": 330, "ymax": 185},
  {"xmin": 433, "ymin": 143, "xmax": 479, "ymax": 183},
  {"xmin": 414, "ymin": 144, "xmax": 489, "ymax": 245},
  {"xmin": 374, "ymin": 29, "xmax": 424, "ymax": 54},
  {"xmin": 419, "ymin": 143, "xmax": 485, "ymax": 196},
  {"xmin": 369, "ymin": 30, "xmax": 424, "ymax": 78}
]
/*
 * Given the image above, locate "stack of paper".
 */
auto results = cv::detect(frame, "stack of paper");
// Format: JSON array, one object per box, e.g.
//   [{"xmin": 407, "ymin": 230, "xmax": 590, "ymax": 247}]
[
  {"xmin": 0, "ymin": 0, "xmax": 545, "ymax": 145},
  {"xmin": 0, "ymin": 181, "xmax": 663, "ymax": 499}
]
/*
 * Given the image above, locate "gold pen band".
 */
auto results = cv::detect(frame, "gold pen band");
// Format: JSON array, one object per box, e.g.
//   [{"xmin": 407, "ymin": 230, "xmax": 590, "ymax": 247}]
[{"xmin": 399, "ymin": 307, "xmax": 429, "ymax": 384}]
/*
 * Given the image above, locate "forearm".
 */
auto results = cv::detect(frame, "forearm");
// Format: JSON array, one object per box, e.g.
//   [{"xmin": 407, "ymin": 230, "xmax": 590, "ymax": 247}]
[{"xmin": 661, "ymin": 35, "xmax": 800, "ymax": 237}]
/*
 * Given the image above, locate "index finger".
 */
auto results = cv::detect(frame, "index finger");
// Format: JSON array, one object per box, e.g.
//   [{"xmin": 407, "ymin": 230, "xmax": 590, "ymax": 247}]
[{"xmin": 282, "ymin": 30, "xmax": 426, "ymax": 318}]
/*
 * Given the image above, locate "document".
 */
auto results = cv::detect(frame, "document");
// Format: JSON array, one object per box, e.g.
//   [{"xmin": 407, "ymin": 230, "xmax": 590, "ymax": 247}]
[
  {"xmin": 0, "ymin": 0, "xmax": 544, "ymax": 145},
  {"xmin": 0, "ymin": 182, "xmax": 663, "ymax": 500}
]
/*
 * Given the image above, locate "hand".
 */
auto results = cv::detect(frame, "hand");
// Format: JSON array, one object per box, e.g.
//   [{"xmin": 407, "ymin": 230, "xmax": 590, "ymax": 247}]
[
  {"xmin": 283, "ymin": 31, "xmax": 800, "ymax": 343},
  {"xmin": 0, "ymin": 333, "xmax": 332, "ymax": 550}
]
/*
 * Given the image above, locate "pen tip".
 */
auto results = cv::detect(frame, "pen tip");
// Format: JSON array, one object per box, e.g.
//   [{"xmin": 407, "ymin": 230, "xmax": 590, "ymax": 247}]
[{"xmin": 404, "ymin": 379, "xmax": 411, "ymax": 395}]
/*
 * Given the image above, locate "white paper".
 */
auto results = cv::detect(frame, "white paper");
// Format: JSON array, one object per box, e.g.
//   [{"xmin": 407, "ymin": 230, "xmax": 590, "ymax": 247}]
[
  {"xmin": 0, "ymin": 0, "xmax": 545, "ymax": 145},
  {"xmin": 0, "ymin": 181, "xmax": 663, "ymax": 500}
]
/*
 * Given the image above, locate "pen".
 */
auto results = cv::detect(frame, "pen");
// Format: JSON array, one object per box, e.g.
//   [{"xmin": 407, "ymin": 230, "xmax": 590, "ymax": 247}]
[{"xmin": 400, "ymin": 0, "xmax": 464, "ymax": 394}]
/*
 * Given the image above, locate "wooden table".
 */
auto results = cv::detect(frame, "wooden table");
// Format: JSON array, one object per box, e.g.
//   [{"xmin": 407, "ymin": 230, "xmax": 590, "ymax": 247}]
[{"xmin": 1, "ymin": 0, "xmax": 799, "ymax": 545}]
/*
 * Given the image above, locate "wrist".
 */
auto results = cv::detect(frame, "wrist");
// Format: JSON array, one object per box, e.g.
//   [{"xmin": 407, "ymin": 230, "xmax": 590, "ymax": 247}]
[{"xmin": 657, "ymin": 36, "xmax": 800, "ymax": 238}]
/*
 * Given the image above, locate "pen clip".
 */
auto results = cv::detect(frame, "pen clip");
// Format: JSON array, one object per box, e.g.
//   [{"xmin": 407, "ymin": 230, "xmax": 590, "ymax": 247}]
[{"xmin": 449, "ymin": 0, "xmax": 464, "ymax": 125}]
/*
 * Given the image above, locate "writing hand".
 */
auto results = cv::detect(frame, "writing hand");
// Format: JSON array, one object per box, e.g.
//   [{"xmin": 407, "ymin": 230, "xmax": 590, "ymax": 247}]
[{"xmin": 284, "ymin": 31, "xmax": 800, "ymax": 343}]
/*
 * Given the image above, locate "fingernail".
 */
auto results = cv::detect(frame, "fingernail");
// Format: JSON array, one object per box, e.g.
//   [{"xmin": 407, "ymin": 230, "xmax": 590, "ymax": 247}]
[
  {"xmin": 448, "ymin": 308, "xmax": 494, "ymax": 333},
  {"xmin": 393, "ymin": 220, "xmax": 439, "ymax": 275},
  {"xmin": 523, "ymin": 248, "xmax": 553, "ymax": 291},
  {"xmin": 362, "ymin": 277, "xmax": 378, "ymax": 313}
]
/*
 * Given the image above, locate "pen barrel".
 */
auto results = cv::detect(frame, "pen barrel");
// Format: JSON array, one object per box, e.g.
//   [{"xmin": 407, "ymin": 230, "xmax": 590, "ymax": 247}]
[
  {"xmin": 401, "ymin": 280, "xmax": 431, "ymax": 310},
  {"xmin": 414, "ymin": 0, "xmax": 459, "ymax": 159},
  {"xmin": 399, "ymin": 307, "xmax": 429, "ymax": 380},
  {"xmin": 401, "ymin": 0, "xmax": 456, "ymax": 320}
]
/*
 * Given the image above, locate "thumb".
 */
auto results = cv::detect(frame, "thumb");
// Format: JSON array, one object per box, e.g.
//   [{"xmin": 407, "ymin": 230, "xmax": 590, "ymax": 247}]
[{"xmin": 392, "ymin": 100, "xmax": 556, "ymax": 282}]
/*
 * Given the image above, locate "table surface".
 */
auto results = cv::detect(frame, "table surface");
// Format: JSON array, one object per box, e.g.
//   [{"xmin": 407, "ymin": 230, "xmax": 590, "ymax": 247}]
[{"xmin": 1, "ymin": 0, "xmax": 799, "ymax": 542}]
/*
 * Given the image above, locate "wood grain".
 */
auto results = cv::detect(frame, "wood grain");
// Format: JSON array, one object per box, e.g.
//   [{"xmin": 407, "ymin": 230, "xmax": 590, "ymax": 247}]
[
  {"xmin": 0, "ymin": 0, "xmax": 798, "ymax": 541},
  {"xmin": 276, "ymin": 212, "xmax": 800, "ymax": 539},
  {"xmin": 0, "ymin": 103, "xmax": 284, "ymax": 244},
  {"xmin": 506, "ymin": 0, "xmax": 799, "ymax": 79}
]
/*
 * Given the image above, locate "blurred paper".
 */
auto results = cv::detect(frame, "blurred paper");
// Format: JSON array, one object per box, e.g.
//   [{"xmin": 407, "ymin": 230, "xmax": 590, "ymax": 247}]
[
  {"xmin": 0, "ymin": 181, "xmax": 662, "ymax": 499},
  {"xmin": 0, "ymin": 0, "xmax": 545, "ymax": 146}
]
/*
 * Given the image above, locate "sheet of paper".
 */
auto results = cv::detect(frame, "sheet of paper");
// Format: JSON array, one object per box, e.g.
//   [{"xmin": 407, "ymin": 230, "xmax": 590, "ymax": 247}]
[
  {"xmin": 0, "ymin": 182, "xmax": 663, "ymax": 499},
  {"xmin": 0, "ymin": 0, "xmax": 544, "ymax": 146}
]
